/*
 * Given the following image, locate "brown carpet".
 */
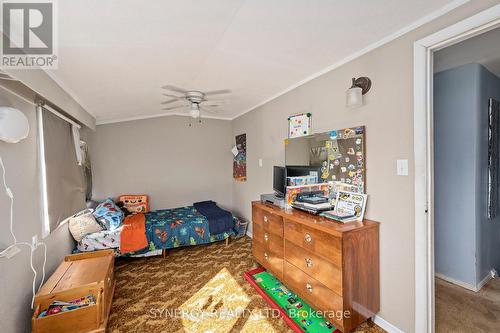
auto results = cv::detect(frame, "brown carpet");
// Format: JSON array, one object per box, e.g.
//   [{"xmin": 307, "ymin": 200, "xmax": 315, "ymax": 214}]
[
  {"xmin": 108, "ymin": 236, "xmax": 385, "ymax": 333},
  {"xmin": 436, "ymin": 277, "xmax": 500, "ymax": 333}
]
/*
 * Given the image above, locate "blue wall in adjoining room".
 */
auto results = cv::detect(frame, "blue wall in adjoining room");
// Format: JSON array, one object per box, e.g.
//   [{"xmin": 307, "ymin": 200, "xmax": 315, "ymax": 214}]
[
  {"xmin": 476, "ymin": 65, "xmax": 500, "ymax": 284},
  {"xmin": 434, "ymin": 63, "xmax": 500, "ymax": 287},
  {"xmin": 434, "ymin": 64, "xmax": 479, "ymax": 286}
]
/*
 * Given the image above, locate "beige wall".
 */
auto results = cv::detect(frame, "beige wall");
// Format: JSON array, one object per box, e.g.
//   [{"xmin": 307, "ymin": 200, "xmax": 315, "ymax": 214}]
[
  {"xmin": 231, "ymin": 1, "xmax": 500, "ymax": 332},
  {"xmin": 90, "ymin": 116, "xmax": 234, "ymax": 211},
  {"xmin": 0, "ymin": 89, "xmax": 76, "ymax": 333}
]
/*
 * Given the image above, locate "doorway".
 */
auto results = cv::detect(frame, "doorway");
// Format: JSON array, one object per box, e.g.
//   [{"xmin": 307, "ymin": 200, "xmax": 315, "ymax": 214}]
[
  {"xmin": 414, "ymin": 4, "xmax": 500, "ymax": 333},
  {"xmin": 432, "ymin": 27, "xmax": 500, "ymax": 332}
]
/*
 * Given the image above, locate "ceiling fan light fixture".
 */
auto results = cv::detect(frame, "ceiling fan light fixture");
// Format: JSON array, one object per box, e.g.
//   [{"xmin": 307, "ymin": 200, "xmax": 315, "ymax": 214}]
[{"xmin": 189, "ymin": 103, "xmax": 200, "ymax": 118}]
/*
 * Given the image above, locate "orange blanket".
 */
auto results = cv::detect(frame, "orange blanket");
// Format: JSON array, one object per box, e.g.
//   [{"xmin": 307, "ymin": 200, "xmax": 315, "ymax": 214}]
[{"xmin": 120, "ymin": 213, "xmax": 148, "ymax": 254}]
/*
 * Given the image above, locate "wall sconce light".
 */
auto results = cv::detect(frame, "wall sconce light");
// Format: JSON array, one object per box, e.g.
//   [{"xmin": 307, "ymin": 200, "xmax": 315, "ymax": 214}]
[{"xmin": 346, "ymin": 77, "xmax": 372, "ymax": 108}]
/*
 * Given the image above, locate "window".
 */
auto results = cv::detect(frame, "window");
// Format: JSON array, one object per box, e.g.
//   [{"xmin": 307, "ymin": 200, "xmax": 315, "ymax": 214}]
[{"xmin": 37, "ymin": 106, "xmax": 86, "ymax": 237}]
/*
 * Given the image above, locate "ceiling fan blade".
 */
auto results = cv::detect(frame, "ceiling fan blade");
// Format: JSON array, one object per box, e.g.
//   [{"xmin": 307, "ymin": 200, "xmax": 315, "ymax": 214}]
[
  {"xmin": 162, "ymin": 105, "xmax": 187, "ymax": 111},
  {"xmin": 203, "ymin": 98, "xmax": 229, "ymax": 104},
  {"xmin": 162, "ymin": 85, "xmax": 189, "ymax": 94},
  {"xmin": 204, "ymin": 89, "xmax": 231, "ymax": 96},
  {"xmin": 161, "ymin": 99, "xmax": 181, "ymax": 105},
  {"xmin": 162, "ymin": 93, "xmax": 184, "ymax": 99}
]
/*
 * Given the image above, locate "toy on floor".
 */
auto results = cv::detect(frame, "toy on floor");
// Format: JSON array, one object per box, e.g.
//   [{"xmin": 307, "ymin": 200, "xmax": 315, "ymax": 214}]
[{"xmin": 244, "ymin": 268, "xmax": 339, "ymax": 333}]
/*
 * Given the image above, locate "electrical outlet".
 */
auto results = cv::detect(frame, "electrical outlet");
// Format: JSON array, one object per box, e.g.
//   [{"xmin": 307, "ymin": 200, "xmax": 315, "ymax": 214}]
[
  {"xmin": 258, "ymin": 158, "xmax": 263, "ymax": 167},
  {"xmin": 31, "ymin": 234, "xmax": 38, "ymax": 249}
]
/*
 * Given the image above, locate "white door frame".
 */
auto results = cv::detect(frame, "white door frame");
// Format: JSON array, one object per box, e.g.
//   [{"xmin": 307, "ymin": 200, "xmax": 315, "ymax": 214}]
[{"xmin": 414, "ymin": 4, "xmax": 500, "ymax": 333}]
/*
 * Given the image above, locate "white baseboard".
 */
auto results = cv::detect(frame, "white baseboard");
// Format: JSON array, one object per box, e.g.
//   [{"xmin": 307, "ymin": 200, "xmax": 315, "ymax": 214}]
[
  {"xmin": 476, "ymin": 272, "xmax": 493, "ymax": 291},
  {"xmin": 373, "ymin": 315, "xmax": 405, "ymax": 333},
  {"xmin": 246, "ymin": 230, "xmax": 253, "ymax": 238},
  {"xmin": 435, "ymin": 272, "xmax": 492, "ymax": 292}
]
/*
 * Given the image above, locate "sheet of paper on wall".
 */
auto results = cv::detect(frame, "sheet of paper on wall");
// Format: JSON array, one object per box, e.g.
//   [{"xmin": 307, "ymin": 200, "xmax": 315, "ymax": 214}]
[
  {"xmin": 288, "ymin": 113, "xmax": 312, "ymax": 138},
  {"xmin": 231, "ymin": 145, "xmax": 239, "ymax": 157}
]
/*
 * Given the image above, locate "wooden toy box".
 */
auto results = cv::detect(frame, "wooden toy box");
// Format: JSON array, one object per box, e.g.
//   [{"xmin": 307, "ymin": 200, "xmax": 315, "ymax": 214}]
[{"xmin": 32, "ymin": 250, "xmax": 115, "ymax": 333}]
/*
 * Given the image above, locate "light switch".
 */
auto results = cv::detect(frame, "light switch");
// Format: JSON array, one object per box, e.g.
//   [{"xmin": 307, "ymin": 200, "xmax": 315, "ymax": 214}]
[
  {"xmin": 258, "ymin": 158, "xmax": 263, "ymax": 167},
  {"xmin": 397, "ymin": 159, "xmax": 408, "ymax": 176}
]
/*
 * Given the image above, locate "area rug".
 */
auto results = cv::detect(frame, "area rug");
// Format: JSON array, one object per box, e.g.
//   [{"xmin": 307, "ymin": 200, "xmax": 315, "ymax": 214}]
[{"xmin": 108, "ymin": 236, "xmax": 385, "ymax": 333}]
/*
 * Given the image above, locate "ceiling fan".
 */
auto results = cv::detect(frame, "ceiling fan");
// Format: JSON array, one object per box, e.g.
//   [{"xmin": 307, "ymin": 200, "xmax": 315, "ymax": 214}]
[{"xmin": 160, "ymin": 85, "xmax": 231, "ymax": 122}]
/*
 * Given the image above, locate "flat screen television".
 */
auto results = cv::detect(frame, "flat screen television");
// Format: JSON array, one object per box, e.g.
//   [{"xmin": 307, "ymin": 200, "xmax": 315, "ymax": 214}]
[
  {"xmin": 273, "ymin": 166, "xmax": 286, "ymax": 197},
  {"xmin": 286, "ymin": 165, "xmax": 322, "ymax": 180}
]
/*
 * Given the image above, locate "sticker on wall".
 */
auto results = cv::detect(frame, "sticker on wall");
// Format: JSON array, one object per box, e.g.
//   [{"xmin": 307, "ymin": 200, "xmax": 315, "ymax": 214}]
[
  {"xmin": 288, "ymin": 113, "xmax": 312, "ymax": 139},
  {"xmin": 233, "ymin": 133, "xmax": 247, "ymax": 182}
]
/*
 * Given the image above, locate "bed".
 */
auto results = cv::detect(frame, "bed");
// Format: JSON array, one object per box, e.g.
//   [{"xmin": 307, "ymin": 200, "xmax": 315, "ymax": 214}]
[{"xmin": 76, "ymin": 205, "xmax": 236, "ymax": 257}]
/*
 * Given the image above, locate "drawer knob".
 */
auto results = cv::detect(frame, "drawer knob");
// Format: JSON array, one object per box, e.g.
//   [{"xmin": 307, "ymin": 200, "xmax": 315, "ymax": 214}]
[
  {"xmin": 306, "ymin": 283, "xmax": 313, "ymax": 293},
  {"xmin": 264, "ymin": 252, "xmax": 269, "ymax": 260},
  {"xmin": 264, "ymin": 233, "xmax": 269, "ymax": 242},
  {"xmin": 305, "ymin": 258, "xmax": 313, "ymax": 268},
  {"xmin": 263, "ymin": 216, "xmax": 268, "ymax": 222},
  {"xmin": 304, "ymin": 233, "xmax": 312, "ymax": 243}
]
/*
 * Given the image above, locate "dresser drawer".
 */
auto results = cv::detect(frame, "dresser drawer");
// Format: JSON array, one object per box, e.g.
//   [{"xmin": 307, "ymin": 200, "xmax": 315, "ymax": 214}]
[
  {"xmin": 284, "ymin": 219, "xmax": 341, "ymax": 266},
  {"xmin": 253, "ymin": 222, "xmax": 284, "ymax": 257},
  {"xmin": 285, "ymin": 240, "xmax": 342, "ymax": 295},
  {"xmin": 253, "ymin": 240, "xmax": 283, "ymax": 279},
  {"xmin": 284, "ymin": 261, "xmax": 344, "ymax": 328},
  {"xmin": 252, "ymin": 206, "xmax": 283, "ymax": 237}
]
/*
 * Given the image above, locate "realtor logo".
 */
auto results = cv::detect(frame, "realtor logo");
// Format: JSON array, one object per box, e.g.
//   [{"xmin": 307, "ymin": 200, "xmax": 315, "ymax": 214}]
[{"xmin": 1, "ymin": 1, "xmax": 57, "ymax": 68}]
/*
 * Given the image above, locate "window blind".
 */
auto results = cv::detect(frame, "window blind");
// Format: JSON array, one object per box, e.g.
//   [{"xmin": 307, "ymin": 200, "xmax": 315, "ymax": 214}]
[{"xmin": 40, "ymin": 108, "xmax": 86, "ymax": 233}]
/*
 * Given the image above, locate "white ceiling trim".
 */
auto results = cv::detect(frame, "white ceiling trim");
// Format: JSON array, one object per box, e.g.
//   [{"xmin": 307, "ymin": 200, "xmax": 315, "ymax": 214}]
[
  {"xmin": 96, "ymin": 111, "xmax": 231, "ymax": 125},
  {"xmin": 230, "ymin": 0, "xmax": 470, "ymax": 121}
]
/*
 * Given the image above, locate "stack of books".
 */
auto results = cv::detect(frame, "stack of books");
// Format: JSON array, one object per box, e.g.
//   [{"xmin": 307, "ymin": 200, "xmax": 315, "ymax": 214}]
[
  {"xmin": 320, "ymin": 210, "xmax": 358, "ymax": 223},
  {"xmin": 38, "ymin": 295, "xmax": 96, "ymax": 317},
  {"xmin": 291, "ymin": 201, "xmax": 333, "ymax": 214}
]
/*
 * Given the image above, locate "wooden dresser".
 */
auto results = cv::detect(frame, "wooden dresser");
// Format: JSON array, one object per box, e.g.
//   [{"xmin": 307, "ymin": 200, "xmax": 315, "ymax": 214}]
[{"xmin": 252, "ymin": 201, "xmax": 379, "ymax": 332}]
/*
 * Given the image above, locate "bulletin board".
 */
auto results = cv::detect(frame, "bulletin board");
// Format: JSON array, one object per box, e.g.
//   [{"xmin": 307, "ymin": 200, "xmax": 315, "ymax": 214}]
[{"xmin": 310, "ymin": 126, "xmax": 365, "ymax": 192}]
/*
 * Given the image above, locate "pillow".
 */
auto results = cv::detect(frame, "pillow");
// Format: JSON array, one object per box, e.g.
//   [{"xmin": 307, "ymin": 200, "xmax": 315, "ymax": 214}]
[
  {"xmin": 68, "ymin": 209, "xmax": 103, "ymax": 242},
  {"xmin": 117, "ymin": 194, "xmax": 149, "ymax": 213},
  {"xmin": 93, "ymin": 199, "xmax": 124, "ymax": 231}
]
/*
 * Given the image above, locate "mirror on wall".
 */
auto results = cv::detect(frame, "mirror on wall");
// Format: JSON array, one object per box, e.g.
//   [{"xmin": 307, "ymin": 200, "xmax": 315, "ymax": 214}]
[{"xmin": 285, "ymin": 126, "xmax": 365, "ymax": 193}]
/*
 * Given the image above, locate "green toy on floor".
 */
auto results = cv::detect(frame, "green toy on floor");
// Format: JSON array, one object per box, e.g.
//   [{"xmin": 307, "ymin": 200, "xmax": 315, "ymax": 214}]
[{"xmin": 251, "ymin": 270, "xmax": 337, "ymax": 333}]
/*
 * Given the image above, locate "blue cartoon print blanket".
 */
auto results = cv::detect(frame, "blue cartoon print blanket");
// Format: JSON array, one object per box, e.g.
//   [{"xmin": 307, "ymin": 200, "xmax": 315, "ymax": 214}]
[{"xmin": 140, "ymin": 205, "xmax": 234, "ymax": 253}]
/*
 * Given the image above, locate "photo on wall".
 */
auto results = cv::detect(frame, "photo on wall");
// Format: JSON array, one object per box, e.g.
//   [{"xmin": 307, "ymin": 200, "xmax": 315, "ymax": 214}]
[{"xmin": 233, "ymin": 133, "xmax": 247, "ymax": 181}]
